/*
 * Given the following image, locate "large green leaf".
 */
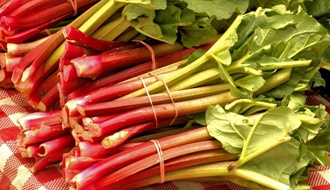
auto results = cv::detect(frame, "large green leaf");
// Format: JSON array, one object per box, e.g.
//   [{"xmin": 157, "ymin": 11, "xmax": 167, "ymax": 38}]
[
  {"xmin": 304, "ymin": 0, "xmax": 330, "ymax": 17},
  {"xmin": 124, "ymin": 4, "xmax": 155, "ymax": 21},
  {"xmin": 206, "ymin": 105, "xmax": 254, "ymax": 154},
  {"xmin": 179, "ymin": 16, "xmax": 217, "ymax": 47},
  {"xmin": 239, "ymin": 107, "xmax": 301, "ymax": 164},
  {"xmin": 153, "ymin": 4, "xmax": 183, "ymax": 43},
  {"xmin": 183, "ymin": 0, "xmax": 249, "ymax": 20},
  {"xmin": 240, "ymin": 138, "xmax": 309, "ymax": 188},
  {"xmin": 306, "ymin": 113, "xmax": 330, "ymax": 165}
]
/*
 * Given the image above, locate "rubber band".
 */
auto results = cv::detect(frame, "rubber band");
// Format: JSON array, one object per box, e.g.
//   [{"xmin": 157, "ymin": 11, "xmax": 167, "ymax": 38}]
[
  {"xmin": 150, "ymin": 139, "xmax": 165, "ymax": 183},
  {"xmin": 43, "ymin": 29, "xmax": 52, "ymax": 36},
  {"xmin": 138, "ymin": 76, "xmax": 158, "ymax": 128},
  {"xmin": 68, "ymin": 0, "xmax": 78, "ymax": 16},
  {"xmin": 133, "ymin": 40, "xmax": 156, "ymax": 71},
  {"xmin": 149, "ymin": 72, "xmax": 178, "ymax": 125}
]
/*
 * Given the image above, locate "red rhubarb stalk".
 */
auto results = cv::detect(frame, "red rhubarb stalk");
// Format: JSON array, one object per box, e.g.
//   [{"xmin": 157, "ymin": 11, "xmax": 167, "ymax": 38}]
[
  {"xmin": 22, "ymin": 124, "xmax": 70, "ymax": 146},
  {"xmin": 17, "ymin": 110, "xmax": 62, "ymax": 130},
  {"xmin": 4, "ymin": 54, "xmax": 21, "ymax": 72},
  {"xmin": 23, "ymin": 111, "xmax": 62, "ymax": 130},
  {"xmin": 77, "ymin": 141, "xmax": 142, "ymax": 158},
  {"xmin": 109, "ymin": 150, "xmax": 238, "ymax": 190},
  {"xmin": 26, "ymin": 71, "xmax": 59, "ymax": 109},
  {"xmin": 11, "ymin": 32, "xmax": 60, "ymax": 84},
  {"xmin": 26, "ymin": 145, "xmax": 39, "ymax": 158},
  {"xmin": 4, "ymin": 13, "xmax": 71, "ymax": 43},
  {"xmin": 0, "ymin": 68, "xmax": 11, "ymax": 82},
  {"xmin": 36, "ymin": 84, "xmax": 60, "ymax": 111},
  {"xmin": 63, "ymin": 25, "xmax": 128, "ymax": 51},
  {"xmin": 93, "ymin": 140, "xmax": 223, "ymax": 188},
  {"xmin": 65, "ymin": 156, "xmax": 103, "ymax": 171},
  {"xmin": 12, "ymin": 0, "xmax": 111, "ymax": 91},
  {"xmin": 77, "ymin": 84, "xmax": 230, "ymax": 116},
  {"xmin": 0, "ymin": 0, "xmax": 29, "ymax": 17},
  {"xmin": 37, "ymin": 135, "xmax": 75, "ymax": 157},
  {"xmin": 59, "ymin": 68, "xmax": 91, "ymax": 94},
  {"xmin": 8, "ymin": 0, "xmax": 67, "ymax": 17},
  {"xmin": 1, "ymin": 0, "xmax": 97, "ymax": 29},
  {"xmin": 6, "ymin": 36, "xmax": 50, "ymax": 56},
  {"xmin": 101, "ymin": 117, "xmax": 189, "ymax": 149},
  {"xmin": 86, "ymin": 92, "xmax": 237, "ymax": 138},
  {"xmin": 0, "ymin": 53, "xmax": 5, "ymax": 68},
  {"xmin": 31, "ymin": 148, "xmax": 72, "ymax": 173},
  {"xmin": 71, "ymin": 126, "xmax": 211, "ymax": 188},
  {"xmin": 61, "ymin": 41, "xmax": 100, "ymax": 60},
  {"xmin": 67, "ymin": 44, "xmax": 213, "ymax": 99},
  {"xmin": 71, "ymin": 42, "xmax": 184, "ymax": 79},
  {"xmin": 65, "ymin": 75, "xmax": 164, "ymax": 116}
]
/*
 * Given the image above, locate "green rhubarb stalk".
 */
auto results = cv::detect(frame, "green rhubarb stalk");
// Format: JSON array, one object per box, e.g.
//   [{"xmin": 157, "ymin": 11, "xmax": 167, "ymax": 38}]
[
  {"xmin": 94, "ymin": 17, "xmax": 131, "ymax": 41},
  {"xmin": 169, "ymin": 67, "xmax": 221, "ymax": 91},
  {"xmin": 122, "ymin": 16, "xmax": 244, "ymax": 98},
  {"xmin": 119, "ymin": 161, "xmax": 290, "ymax": 190},
  {"xmin": 115, "ymin": 28, "xmax": 139, "ymax": 41},
  {"xmin": 118, "ymin": 161, "xmax": 233, "ymax": 190}
]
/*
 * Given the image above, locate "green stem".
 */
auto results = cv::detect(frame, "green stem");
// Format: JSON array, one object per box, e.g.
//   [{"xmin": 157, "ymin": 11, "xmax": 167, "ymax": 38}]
[
  {"xmin": 231, "ymin": 168, "xmax": 291, "ymax": 190},
  {"xmin": 123, "ymin": 15, "xmax": 244, "ymax": 98},
  {"xmin": 169, "ymin": 67, "xmax": 221, "ymax": 91},
  {"xmin": 254, "ymin": 68, "xmax": 292, "ymax": 95},
  {"xmin": 98, "ymin": 17, "xmax": 131, "ymax": 41},
  {"xmin": 256, "ymin": 60, "xmax": 312, "ymax": 70},
  {"xmin": 115, "ymin": 29, "xmax": 140, "ymax": 41},
  {"xmin": 123, "ymin": 161, "xmax": 234, "ymax": 189},
  {"xmin": 236, "ymin": 136, "xmax": 291, "ymax": 167}
]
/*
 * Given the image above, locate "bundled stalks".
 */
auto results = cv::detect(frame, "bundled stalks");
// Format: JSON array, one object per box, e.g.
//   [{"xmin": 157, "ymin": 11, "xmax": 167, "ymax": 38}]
[
  {"xmin": 7, "ymin": 1, "xmax": 330, "ymax": 190},
  {"xmin": 16, "ymin": 110, "xmax": 75, "ymax": 173}
]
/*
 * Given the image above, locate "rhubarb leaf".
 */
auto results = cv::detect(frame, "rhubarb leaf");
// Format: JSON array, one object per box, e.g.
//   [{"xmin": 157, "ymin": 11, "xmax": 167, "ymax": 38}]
[
  {"xmin": 188, "ymin": 112, "xmax": 206, "ymax": 126},
  {"xmin": 286, "ymin": 93, "xmax": 306, "ymax": 112},
  {"xmin": 206, "ymin": 105, "xmax": 254, "ymax": 154},
  {"xmin": 153, "ymin": 4, "xmax": 184, "ymax": 43},
  {"xmin": 134, "ymin": 17, "xmax": 163, "ymax": 39},
  {"xmin": 239, "ymin": 138, "xmax": 309, "ymax": 189},
  {"xmin": 311, "ymin": 71, "xmax": 326, "ymax": 88},
  {"xmin": 119, "ymin": 0, "xmax": 166, "ymax": 9},
  {"xmin": 182, "ymin": 0, "xmax": 249, "ymax": 20},
  {"xmin": 224, "ymin": 98, "xmax": 277, "ymax": 115},
  {"xmin": 238, "ymin": 107, "xmax": 301, "ymax": 165},
  {"xmin": 304, "ymin": 0, "xmax": 330, "ymax": 17},
  {"xmin": 305, "ymin": 113, "xmax": 330, "ymax": 165},
  {"xmin": 234, "ymin": 75, "xmax": 265, "ymax": 94},
  {"xmin": 124, "ymin": 4, "xmax": 156, "ymax": 21},
  {"xmin": 179, "ymin": 16, "xmax": 217, "ymax": 47}
]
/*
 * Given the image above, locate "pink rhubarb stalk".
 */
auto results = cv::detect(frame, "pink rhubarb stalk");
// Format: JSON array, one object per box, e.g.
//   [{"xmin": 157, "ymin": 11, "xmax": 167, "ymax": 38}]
[
  {"xmin": 86, "ymin": 92, "xmax": 237, "ymax": 138},
  {"xmin": 63, "ymin": 25, "xmax": 128, "ymax": 51},
  {"xmin": 93, "ymin": 140, "xmax": 223, "ymax": 189},
  {"xmin": 67, "ymin": 43, "xmax": 213, "ymax": 99},
  {"xmin": 37, "ymin": 135, "xmax": 75, "ymax": 157},
  {"xmin": 71, "ymin": 42, "xmax": 184, "ymax": 79},
  {"xmin": 71, "ymin": 126, "xmax": 211, "ymax": 189}
]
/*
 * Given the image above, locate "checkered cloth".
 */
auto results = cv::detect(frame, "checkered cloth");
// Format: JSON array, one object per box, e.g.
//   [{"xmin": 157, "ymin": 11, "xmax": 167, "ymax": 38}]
[{"xmin": 1, "ymin": 89, "xmax": 329, "ymax": 190}]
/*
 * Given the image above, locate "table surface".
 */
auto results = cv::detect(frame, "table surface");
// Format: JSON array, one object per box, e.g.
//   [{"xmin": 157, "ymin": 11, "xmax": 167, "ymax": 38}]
[{"xmin": 1, "ymin": 89, "xmax": 329, "ymax": 190}]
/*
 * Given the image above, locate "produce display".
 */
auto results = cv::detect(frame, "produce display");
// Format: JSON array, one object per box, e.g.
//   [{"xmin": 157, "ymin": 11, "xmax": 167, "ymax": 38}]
[{"xmin": 0, "ymin": 0, "xmax": 329, "ymax": 190}]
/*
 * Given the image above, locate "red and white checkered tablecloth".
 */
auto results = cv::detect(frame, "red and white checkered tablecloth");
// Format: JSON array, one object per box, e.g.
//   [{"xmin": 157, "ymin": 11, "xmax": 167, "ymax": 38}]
[{"xmin": 0, "ymin": 89, "xmax": 329, "ymax": 190}]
